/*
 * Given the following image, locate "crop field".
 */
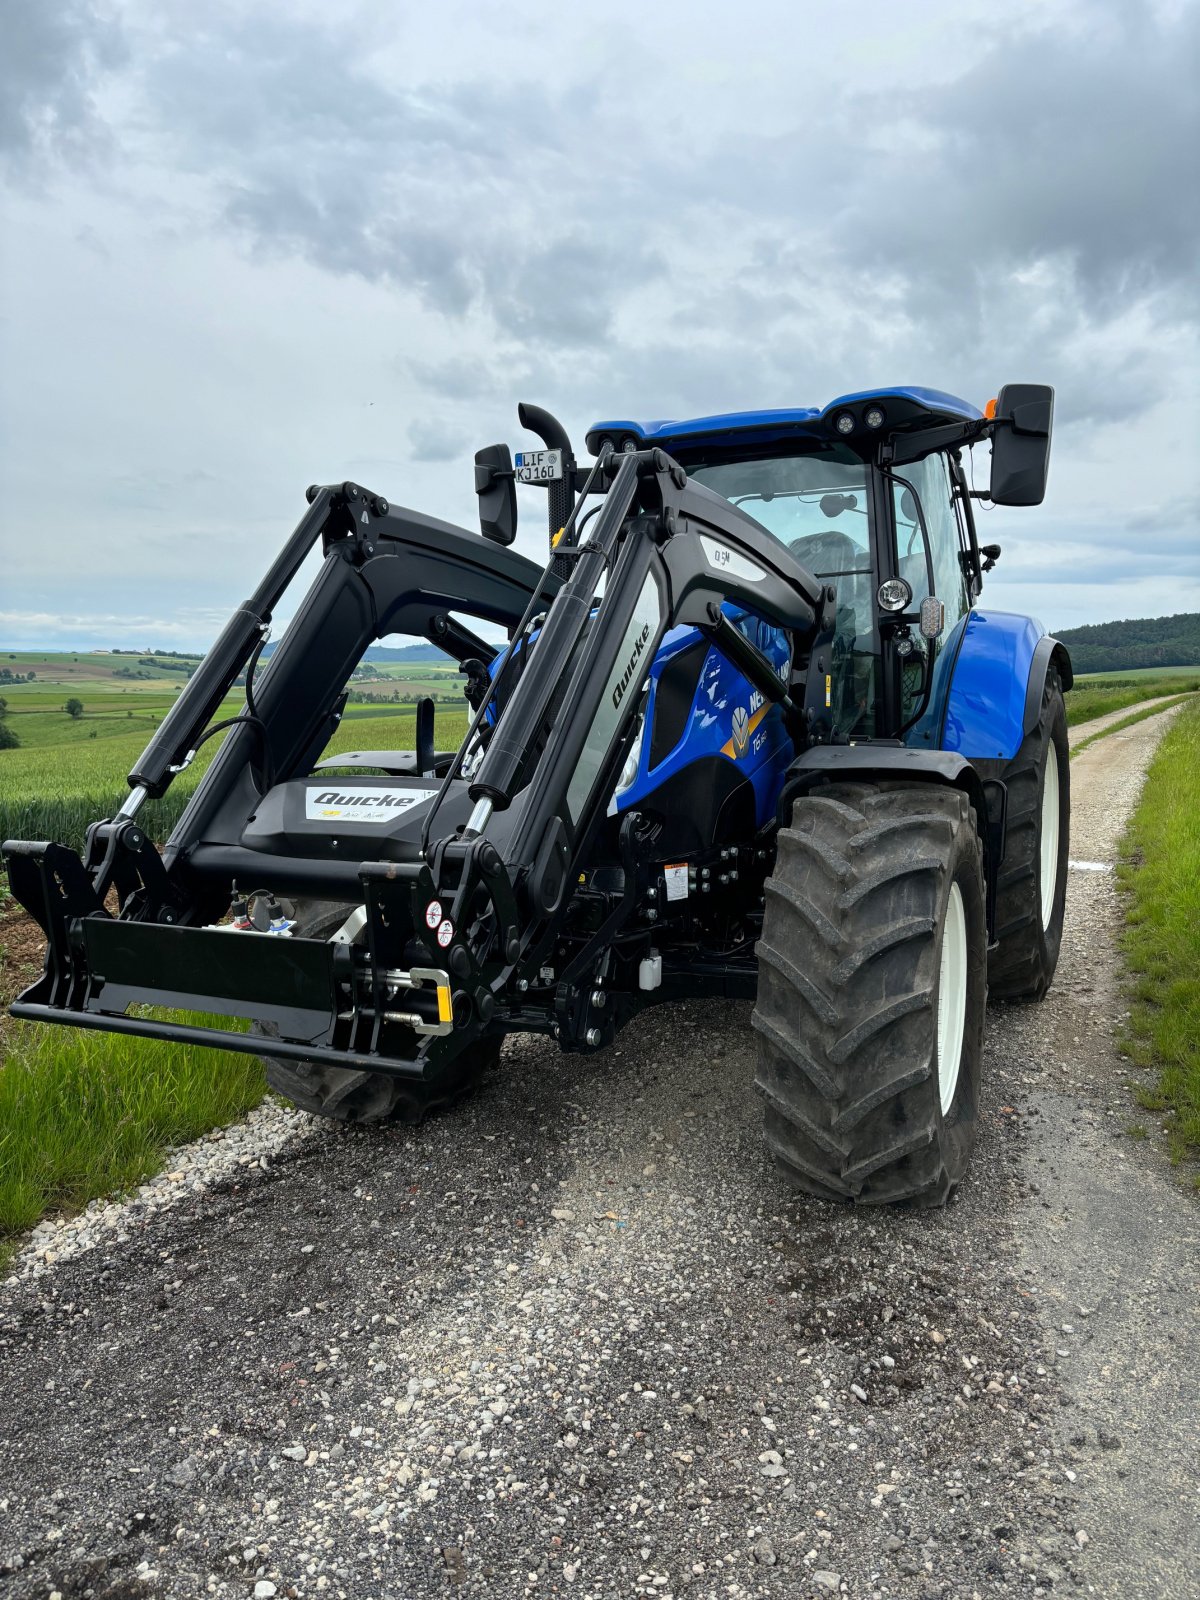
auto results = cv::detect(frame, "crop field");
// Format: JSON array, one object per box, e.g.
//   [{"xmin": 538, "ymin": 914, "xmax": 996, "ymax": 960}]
[
  {"xmin": 1064, "ymin": 672, "xmax": 1199, "ymax": 727},
  {"xmin": 0, "ymin": 691, "xmax": 469, "ymax": 849}
]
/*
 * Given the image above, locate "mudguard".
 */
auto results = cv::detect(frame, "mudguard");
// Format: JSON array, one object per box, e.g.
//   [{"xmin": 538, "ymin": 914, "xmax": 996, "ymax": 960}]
[{"xmin": 935, "ymin": 610, "xmax": 1072, "ymax": 765}]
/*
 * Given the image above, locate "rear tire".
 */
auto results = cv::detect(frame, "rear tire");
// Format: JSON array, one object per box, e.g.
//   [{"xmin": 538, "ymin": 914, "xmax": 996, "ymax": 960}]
[
  {"xmin": 257, "ymin": 901, "xmax": 501, "ymax": 1126},
  {"xmin": 752, "ymin": 781, "xmax": 987, "ymax": 1206},
  {"xmin": 988, "ymin": 668, "xmax": 1070, "ymax": 1001}
]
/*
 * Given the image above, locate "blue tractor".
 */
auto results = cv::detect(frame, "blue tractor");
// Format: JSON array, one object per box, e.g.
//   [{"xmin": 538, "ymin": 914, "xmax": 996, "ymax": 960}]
[{"xmin": 4, "ymin": 385, "xmax": 1069, "ymax": 1207}]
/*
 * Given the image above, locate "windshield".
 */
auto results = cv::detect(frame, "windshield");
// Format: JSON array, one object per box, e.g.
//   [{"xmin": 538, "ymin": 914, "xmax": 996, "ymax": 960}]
[
  {"xmin": 689, "ymin": 446, "xmax": 878, "ymax": 739},
  {"xmin": 688, "ymin": 447, "xmax": 870, "ymax": 574}
]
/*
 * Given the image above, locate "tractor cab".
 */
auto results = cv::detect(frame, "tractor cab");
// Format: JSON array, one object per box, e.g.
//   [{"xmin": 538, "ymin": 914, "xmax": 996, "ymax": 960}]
[{"xmin": 585, "ymin": 387, "xmax": 1052, "ymax": 744}]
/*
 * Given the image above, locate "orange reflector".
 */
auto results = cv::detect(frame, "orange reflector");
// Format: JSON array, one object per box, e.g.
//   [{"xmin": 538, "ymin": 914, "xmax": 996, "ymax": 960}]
[
  {"xmin": 436, "ymin": 985, "xmax": 453, "ymax": 1023},
  {"xmin": 984, "ymin": 397, "xmax": 998, "ymax": 420}
]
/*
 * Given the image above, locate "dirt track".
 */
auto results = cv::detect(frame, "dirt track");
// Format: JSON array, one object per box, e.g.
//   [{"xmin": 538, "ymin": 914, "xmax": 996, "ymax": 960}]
[{"xmin": 0, "ymin": 705, "xmax": 1196, "ymax": 1600}]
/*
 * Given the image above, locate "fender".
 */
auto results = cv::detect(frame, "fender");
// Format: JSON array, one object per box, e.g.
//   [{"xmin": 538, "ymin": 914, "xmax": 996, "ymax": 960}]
[
  {"xmin": 780, "ymin": 745, "xmax": 1005, "ymax": 940},
  {"xmin": 940, "ymin": 610, "xmax": 1072, "ymax": 764}
]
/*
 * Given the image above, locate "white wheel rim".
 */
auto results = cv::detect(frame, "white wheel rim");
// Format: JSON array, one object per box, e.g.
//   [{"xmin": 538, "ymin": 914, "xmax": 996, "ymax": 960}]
[
  {"xmin": 1040, "ymin": 751, "xmax": 1060, "ymax": 931},
  {"xmin": 937, "ymin": 881, "xmax": 968, "ymax": 1116}
]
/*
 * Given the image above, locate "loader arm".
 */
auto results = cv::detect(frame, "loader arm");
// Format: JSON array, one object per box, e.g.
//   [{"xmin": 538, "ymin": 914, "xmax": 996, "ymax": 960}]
[{"xmin": 4, "ymin": 449, "xmax": 826, "ymax": 1083}]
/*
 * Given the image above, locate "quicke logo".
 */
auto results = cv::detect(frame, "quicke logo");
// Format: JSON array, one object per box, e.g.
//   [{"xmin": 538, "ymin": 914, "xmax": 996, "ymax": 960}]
[
  {"xmin": 611, "ymin": 624, "xmax": 651, "ymax": 710},
  {"xmin": 314, "ymin": 791, "xmax": 416, "ymax": 809}
]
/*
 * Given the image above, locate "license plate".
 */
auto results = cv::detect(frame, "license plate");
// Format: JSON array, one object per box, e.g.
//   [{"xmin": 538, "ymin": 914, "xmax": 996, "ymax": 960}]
[{"xmin": 515, "ymin": 448, "xmax": 563, "ymax": 484}]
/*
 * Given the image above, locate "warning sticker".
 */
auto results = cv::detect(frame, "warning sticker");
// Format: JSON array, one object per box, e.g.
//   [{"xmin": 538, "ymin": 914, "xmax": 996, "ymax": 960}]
[
  {"xmin": 424, "ymin": 899, "xmax": 443, "ymax": 929},
  {"xmin": 436, "ymin": 918, "xmax": 454, "ymax": 948},
  {"xmin": 664, "ymin": 864, "xmax": 689, "ymax": 902}
]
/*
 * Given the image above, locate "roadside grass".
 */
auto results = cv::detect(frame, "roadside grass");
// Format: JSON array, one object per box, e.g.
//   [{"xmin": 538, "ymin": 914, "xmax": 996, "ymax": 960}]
[
  {"xmin": 1118, "ymin": 697, "xmax": 1200, "ymax": 1176},
  {"xmin": 0, "ymin": 700, "xmax": 472, "ymax": 1267},
  {"xmin": 1070, "ymin": 694, "xmax": 1196, "ymax": 758},
  {"xmin": 0, "ymin": 1015, "xmax": 264, "ymax": 1270},
  {"xmin": 1065, "ymin": 674, "xmax": 1200, "ymax": 727}
]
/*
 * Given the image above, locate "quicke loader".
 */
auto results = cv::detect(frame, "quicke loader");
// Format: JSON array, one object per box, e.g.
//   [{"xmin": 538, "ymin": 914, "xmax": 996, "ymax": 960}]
[{"xmin": 5, "ymin": 386, "xmax": 1070, "ymax": 1205}]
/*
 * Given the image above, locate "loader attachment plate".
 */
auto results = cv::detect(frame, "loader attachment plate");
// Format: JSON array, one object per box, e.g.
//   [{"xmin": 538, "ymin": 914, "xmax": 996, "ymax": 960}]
[{"xmin": 80, "ymin": 919, "xmax": 341, "ymax": 1042}]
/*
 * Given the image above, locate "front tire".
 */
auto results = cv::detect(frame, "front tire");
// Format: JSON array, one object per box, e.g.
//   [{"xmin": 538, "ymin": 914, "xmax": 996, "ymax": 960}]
[
  {"xmin": 752, "ymin": 781, "xmax": 988, "ymax": 1206},
  {"xmin": 988, "ymin": 667, "xmax": 1070, "ymax": 1001},
  {"xmin": 257, "ymin": 901, "xmax": 501, "ymax": 1125}
]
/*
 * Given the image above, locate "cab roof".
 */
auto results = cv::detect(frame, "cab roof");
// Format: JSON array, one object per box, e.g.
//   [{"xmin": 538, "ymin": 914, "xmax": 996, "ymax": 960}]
[{"xmin": 585, "ymin": 386, "xmax": 984, "ymax": 457}]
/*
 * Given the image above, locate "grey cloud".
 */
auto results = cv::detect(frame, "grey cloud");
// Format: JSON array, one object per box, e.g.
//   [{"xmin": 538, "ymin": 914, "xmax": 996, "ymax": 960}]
[
  {"xmin": 0, "ymin": 0, "xmax": 126, "ymax": 171},
  {"xmin": 407, "ymin": 419, "xmax": 465, "ymax": 462}
]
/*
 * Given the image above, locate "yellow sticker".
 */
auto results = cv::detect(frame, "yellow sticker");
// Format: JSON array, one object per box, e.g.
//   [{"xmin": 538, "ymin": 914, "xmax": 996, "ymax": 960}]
[
  {"xmin": 436, "ymin": 985, "xmax": 453, "ymax": 1023},
  {"xmin": 552, "ymin": 527, "xmax": 565, "ymax": 548}
]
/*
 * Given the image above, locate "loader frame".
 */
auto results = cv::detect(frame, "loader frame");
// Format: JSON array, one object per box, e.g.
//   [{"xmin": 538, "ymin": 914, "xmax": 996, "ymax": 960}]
[{"xmin": 6, "ymin": 448, "xmax": 836, "ymax": 1084}]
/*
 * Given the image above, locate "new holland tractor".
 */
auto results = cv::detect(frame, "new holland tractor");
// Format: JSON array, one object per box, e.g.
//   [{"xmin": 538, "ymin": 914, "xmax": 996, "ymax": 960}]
[{"xmin": 4, "ymin": 385, "xmax": 1069, "ymax": 1206}]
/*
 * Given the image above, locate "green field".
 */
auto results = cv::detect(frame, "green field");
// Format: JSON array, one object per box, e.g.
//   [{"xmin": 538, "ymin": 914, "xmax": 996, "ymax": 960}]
[
  {"xmin": 1075, "ymin": 664, "xmax": 1200, "ymax": 682},
  {"xmin": 1119, "ymin": 697, "xmax": 1200, "ymax": 1175},
  {"xmin": 1064, "ymin": 673, "xmax": 1200, "ymax": 728},
  {"xmin": 3, "ymin": 656, "xmax": 473, "ymax": 851}
]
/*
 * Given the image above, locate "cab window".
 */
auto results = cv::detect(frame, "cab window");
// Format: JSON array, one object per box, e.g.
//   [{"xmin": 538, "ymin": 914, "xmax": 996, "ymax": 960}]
[
  {"xmin": 892, "ymin": 453, "xmax": 970, "ymax": 722},
  {"xmin": 893, "ymin": 452, "xmax": 969, "ymax": 623},
  {"xmin": 689, "ymin": 447, "xmax": 878, "ymax": 737}
]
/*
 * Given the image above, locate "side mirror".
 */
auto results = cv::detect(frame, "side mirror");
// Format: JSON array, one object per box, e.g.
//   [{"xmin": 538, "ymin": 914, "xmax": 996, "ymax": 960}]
[
  {"xmin": 989, "ymin": 383, "xmax": 1054, "ymax": 506},
  {"xmin": 474, "ymin": 444, "xmax": 517, "ymax": 546}
]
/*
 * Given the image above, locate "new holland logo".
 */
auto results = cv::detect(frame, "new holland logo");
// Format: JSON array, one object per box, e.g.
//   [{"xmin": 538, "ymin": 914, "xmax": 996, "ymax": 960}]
[
  {"xmin": 732, "ymin": 705, "xmax": 750, "ymax": 753},
  {"xmin": 611, "ymin": 623, "xmax": 651, "ymax": 710}
]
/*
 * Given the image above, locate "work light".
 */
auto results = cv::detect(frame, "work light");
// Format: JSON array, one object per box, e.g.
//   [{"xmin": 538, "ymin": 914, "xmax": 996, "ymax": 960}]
[
  {"xmin": 877, "ymin": 577, "xmax": 912, "ymax": 612},
  {"xmin": 834, "ymin": 412, "xmax": 855, "ymax": 435},
  {"xmin": 864, "ymin": 405, "xmax": 886, "ymax": 429}
]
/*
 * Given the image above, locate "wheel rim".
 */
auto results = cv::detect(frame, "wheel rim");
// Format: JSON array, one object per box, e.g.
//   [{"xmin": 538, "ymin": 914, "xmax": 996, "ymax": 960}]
[
  {"xmin": 1040, "ymin": 750, "xmax": 1060, "ymax": 931},
  {"xmin": 937, "ymin": 881, "xmax": 968, "ymax": 1116}
]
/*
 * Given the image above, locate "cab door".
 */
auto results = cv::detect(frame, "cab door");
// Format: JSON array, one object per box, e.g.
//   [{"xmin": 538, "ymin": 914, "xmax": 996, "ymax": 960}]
[{"xmin": 889, "ymin": 451, "xmax": 971, "ymax": 727}]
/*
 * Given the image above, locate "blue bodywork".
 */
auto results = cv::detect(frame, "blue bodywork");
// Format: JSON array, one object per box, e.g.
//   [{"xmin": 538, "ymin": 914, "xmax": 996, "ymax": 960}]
[
  {"xmin": 587, "ymin": 387, "xmax": 984, "ymax": 455},
  {"xmin": 614, "ymin": 613, "xmax": 793, "ymax": 826},
  {"xmin": 492, "ymin": 609, "xmax": 794, "ymax": 829}
]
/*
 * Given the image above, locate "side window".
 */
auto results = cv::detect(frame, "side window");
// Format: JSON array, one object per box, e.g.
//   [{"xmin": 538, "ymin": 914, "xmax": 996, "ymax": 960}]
[{"xmin": 893, "ymin": 453, "xmax": 969, "ymax": 627}]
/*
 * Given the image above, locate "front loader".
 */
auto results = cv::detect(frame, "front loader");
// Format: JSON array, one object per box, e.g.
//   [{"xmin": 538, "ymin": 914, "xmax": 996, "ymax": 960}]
[{"xmin": 4, "ymin": 384, "xmax": 1070, "ymax": 1205}]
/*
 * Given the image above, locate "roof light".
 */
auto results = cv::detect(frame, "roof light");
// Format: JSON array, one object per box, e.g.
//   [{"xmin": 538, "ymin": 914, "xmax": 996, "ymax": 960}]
[
  {"xmin": 864, "ymin": 405, "xmax": 886, "ymax": 429},
  {"xmin": 877, "ymin": 577, "xmax": 912, "ymax": 613},
  {"xmin": 984, "ymin": 397, "xmax": 998, "ymax": 420},
  {"xmin": 834, "ymin": 411, "xmax": 855, "ymax": 435}
]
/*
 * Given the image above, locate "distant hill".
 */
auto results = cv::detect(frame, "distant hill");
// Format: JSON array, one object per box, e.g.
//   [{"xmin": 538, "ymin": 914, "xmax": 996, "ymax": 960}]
[
  {"xmin": 1053, "ymin": 612, "xmax": 1200, "ymax": 674},
  {"xmin": 260, "ymin": 641, "xmax": 442, "ymax": 663}
]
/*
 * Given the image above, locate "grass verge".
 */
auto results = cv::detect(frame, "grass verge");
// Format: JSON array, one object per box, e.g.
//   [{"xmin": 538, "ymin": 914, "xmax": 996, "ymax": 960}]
[
  {"xmin": 0, "ymin": 1016, "xmax": 264, "ymax": 1271},
  {"xmin": 1118, "ymin": 697, "xmax": 1200, "ymax": 1174},
  {"xmin": 1071, "ymin": 694, "xmax": 1195, "ymax": 758},
  {"xmin": 1066, "ymin": 675, "xmax": 1199, "ymax": 727}
]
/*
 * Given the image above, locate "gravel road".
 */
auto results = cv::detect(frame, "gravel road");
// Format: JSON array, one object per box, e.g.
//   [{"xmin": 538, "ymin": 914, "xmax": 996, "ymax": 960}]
[{"xmin": 1, "ymin": 705, "xmax": 1196, "ymax": 1600}]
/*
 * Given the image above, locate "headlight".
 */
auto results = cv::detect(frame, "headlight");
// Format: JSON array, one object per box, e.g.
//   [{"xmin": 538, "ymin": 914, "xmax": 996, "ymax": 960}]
[{"xmin": 877, "ymin": 577, "xmax": 913, "ymax": 612}]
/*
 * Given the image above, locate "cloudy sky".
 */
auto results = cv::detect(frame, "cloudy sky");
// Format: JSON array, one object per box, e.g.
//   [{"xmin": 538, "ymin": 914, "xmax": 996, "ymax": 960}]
[{"xmin": 1, "ymin": 0, "xmax": 1197, "ymax": 650}]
